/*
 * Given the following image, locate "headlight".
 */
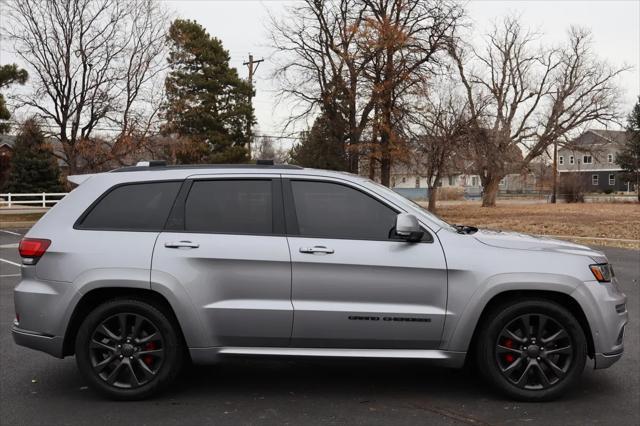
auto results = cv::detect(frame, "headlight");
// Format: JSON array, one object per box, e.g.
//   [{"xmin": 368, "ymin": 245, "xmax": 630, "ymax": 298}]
[{"xmin": 590, "ymin": 263, "xmax": 613, "ymax": 282}]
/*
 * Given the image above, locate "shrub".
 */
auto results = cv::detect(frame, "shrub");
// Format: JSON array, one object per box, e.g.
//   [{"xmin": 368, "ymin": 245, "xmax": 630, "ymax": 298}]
[
  {"xmin": 559, "ymin": 177, "xmax": 584, "ymax": 203},
  {"xmin": 436, "ymin": 186, "xmax": 465, "ymax": 201}
]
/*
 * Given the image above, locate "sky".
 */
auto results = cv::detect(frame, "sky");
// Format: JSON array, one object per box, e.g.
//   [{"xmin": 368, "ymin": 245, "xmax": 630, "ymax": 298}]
[
  {"xmin": 164, "ymin": 0, "xmax": 640, "ymax": 144},
  {"xmin": 1, "ymin": 0, "xmax": 639, "ymax": 147}
]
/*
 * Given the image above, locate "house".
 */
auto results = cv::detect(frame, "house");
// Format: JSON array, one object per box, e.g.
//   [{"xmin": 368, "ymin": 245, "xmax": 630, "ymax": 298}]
[
  {"xmin": 0, "ymin": 134, "xmax": 16, "ymax": 188},
  {"xmin": 557, "ymin": 129, "xmax": 635, "ymax": 193},
  {"xmin": 390, "ymin": 155, "xmax": 539, "ymax": 200}
]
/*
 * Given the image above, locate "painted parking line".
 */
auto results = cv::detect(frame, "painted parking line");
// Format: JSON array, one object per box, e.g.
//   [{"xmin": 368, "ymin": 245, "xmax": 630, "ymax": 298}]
[
  {"xmin": 0, "ymin": 230, "xmax": 22, "ymax": 236},
  {"xmin": 0, "ymin": 258, "xmax": 21, "ymax": 267},
  {"xmin": 0, "ymin": 274, "xmax": 21, "ymax": 278}
]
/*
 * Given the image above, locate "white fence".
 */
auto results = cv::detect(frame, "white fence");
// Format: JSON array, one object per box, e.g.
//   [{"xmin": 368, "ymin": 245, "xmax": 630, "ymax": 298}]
[{"xmin": 0, "ymin": 193, "xmax": 69, "ymax": 208}]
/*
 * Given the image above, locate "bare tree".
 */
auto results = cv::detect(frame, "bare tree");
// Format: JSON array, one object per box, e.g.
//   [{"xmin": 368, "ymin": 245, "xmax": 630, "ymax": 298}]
[
  {"xmin": 407, "ymin": 87, "xmax": 468, "ymax": 212},
  {"xmin": 450, "ymin": 18, "xmax": 627, "ymax": 206},
  {"xmin": 270, "ymin": 0, "xmax": 463, "ymax": 183},
  {"xmin": 361, "ymin": 0, "xmax": 464, "ymax": 186},
  {"xmin": 270, "ymin": 0, "xmax": 375, "ymax": 173},
  {"xmin": 3, "ymin": 0, "xmax": 169, "ymax": 173}
]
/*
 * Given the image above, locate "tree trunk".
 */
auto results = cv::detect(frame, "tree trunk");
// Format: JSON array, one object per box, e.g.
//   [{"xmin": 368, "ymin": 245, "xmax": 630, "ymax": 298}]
[
  {"xmin": 427, "ymin": 186, "xmax": 438, "ymax": 213},
  {"xmin": 380, "ymin": 156, "xmax": 391, "ymax": 187},
  {"xmin": 481, "ymin": 175, "xmax": 502, "ymax": 207},
  {"xmin": 551, "ymin": 141, "xmax": 557, "ymax": 203}
]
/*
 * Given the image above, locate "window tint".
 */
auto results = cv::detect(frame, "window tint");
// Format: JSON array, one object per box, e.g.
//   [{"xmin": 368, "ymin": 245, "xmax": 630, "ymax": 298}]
[
  {"xmin": 80, "ymin": 181, "xmax": 181, "ymax": 230},
  {"xmin": 290, "ymin": 180, "xmax": 397, "ymax": 240},
  {"xmin": 185, "ymin": 180, "xmax": 273, "ymax": 234}
]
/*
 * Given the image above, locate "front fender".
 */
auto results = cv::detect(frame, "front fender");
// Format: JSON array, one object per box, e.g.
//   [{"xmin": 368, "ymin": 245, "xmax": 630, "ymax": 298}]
[{"xmin": 442, "ymin": 272, "xmax": 585, "ymax": 352}]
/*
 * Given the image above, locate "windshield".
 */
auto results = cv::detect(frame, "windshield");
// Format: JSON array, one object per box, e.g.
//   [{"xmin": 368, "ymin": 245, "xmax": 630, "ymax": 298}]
[{"xmin": 362, "ymin": 179, "xmax": 457, "ymax": 231}]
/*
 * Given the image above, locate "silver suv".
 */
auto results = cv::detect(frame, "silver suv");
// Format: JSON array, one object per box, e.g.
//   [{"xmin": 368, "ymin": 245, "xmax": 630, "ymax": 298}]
[{"xmin": 12, "ymin": 163, "xmax": 627, "ymax": 401}]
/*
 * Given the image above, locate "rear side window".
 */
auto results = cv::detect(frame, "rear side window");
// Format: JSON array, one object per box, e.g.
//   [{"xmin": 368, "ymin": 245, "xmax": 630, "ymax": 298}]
[
  {"xmin": 185, "ymin": 180, "xmax": 273, "ymax": 234},
  {"xmin": 78, "ymin": 181, "xmax": 181, "ymax": 231},
  {"xmin": 290, "ymin": 180, "xmax": 397, "ymax": 240}
]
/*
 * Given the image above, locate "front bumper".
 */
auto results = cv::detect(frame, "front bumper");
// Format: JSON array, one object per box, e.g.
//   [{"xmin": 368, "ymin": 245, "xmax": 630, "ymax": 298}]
[
  {"xmin": 12, "ymin": 326, "xmax": 64, "ymax": 358},
  {"xmin": 572, "ymin": 278, "xmax": 627, "ymax": 369},
  {"xmin": 594, "ymin": 351, "xmax": 624, "ymax": 369}
]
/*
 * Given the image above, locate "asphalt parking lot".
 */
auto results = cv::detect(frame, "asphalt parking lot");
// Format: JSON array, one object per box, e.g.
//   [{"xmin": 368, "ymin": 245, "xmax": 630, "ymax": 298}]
[{"xmin": 0, "ymin": 227, "xmax": 638, "ymax": 425}]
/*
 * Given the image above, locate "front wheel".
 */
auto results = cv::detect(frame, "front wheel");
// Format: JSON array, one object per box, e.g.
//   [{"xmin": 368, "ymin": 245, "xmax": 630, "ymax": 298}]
[
  {"xmin": 75, "ymin": 299, "xmax": 184, "ymax": 400},
  {"xmin": 477, "ymin": 299, "xmax": 587, "ymax": 401}
]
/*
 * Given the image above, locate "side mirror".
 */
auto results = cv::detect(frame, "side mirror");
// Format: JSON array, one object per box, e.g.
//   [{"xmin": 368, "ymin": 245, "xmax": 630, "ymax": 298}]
[{"xmin": 394, "ymin": 213, "xmax": 424, "ymax": 242}]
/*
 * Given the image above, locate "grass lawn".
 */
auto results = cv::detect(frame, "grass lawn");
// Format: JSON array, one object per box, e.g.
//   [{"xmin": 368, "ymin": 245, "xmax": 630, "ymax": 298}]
[
  {"xmin": 430, "ymin": 202, "xmax": 640, "ymax": 249},
  {"xmin": 0, "ymin": 213, "xmax": 46, "ymax": 226}
]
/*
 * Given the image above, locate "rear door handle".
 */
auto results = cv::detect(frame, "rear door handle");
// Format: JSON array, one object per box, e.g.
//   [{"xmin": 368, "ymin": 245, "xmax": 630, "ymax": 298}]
[
  {"xmin": 299, "ymin": 246, "xmax": 334, "ymax": 254},
  {"xmin": 164, "ymin": 241, "xmax": 199, "ymax": 249}
]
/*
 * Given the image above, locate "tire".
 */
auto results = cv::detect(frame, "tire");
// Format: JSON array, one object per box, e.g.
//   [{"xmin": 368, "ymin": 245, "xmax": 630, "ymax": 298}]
[
  {"xmin": 476, "ymin": 298, "xmax": 587, "ymax": 401},
  {"xmin": 75, "ymin": 298, "xmax": 184, "ymax": 400}
]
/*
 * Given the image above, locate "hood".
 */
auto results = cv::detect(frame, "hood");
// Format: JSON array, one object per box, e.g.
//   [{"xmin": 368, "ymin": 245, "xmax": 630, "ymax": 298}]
[{"xmin": 473, "ymin": 229, "xmax": 606, "ymax": 261}]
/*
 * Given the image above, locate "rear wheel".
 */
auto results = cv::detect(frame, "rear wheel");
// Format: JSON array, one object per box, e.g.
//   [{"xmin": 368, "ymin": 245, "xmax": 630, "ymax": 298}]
[
  {"xmin": 477, "ymin": 299, "xmax": 587, "ymax": 401},
  {"xmin": 75, "ymin": 299, "xmax": 183, "ymax": 400}
]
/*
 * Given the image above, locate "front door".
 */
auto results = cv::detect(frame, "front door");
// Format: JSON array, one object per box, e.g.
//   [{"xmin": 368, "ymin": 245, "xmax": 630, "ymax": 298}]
[
  {"xmin": 152, "ymin": 177, "xmax": 293, "ymax": 347},
  {"xmin": 284, "ymin": 178, "xmax": 448, "ymax": 349}
]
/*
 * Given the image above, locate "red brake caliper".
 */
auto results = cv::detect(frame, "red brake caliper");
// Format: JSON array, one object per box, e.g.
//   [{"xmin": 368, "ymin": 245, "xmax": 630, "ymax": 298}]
[
  {"xmin": 503, "ymin": 339, "xmax": 515, "ymax": 363},
  {"xmin": 143, "ymin": 341, "xmax": 156, "ymax": 366}
]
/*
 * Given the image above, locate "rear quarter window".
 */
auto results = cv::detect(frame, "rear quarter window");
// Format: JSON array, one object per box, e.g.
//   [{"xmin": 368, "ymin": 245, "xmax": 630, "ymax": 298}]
[{"xmin": 77, "ymin": 181, "xmax": 182, "ymax": 231}]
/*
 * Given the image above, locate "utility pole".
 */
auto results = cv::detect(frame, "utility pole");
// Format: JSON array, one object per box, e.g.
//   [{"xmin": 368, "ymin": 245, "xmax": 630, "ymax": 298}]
[{"xmin": 244, "ymin": 54, "xmax": 264, "ymax": 159}]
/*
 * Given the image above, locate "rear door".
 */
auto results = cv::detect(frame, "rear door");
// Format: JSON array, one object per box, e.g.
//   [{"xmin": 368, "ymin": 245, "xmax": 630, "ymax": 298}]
[
  {"xmin": 152, "ymin": 176, "xmax": 293, "ymax": 347},
  {"xmin": 283, "ymin": 177, "xmax": 448, "ymax": 349}
]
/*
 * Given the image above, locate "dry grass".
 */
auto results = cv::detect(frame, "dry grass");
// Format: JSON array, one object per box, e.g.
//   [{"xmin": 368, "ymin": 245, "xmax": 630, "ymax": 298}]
[
  {"xmin": 0, "ymin": 213, "xmax": 45, "ymax": 224},
  {"xmin": 428, "ymin": 202, "xmax": 640, "ymax": 249}
]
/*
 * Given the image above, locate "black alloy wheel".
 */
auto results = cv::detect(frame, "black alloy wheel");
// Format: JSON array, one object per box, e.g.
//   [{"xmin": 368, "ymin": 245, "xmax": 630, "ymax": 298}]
[
  {"xmin": 89, "ymin": 312, "xmax": 165, "ymax": 389},
  {"xmin": 495, "ymin": 313, "xmax": 573, "ymax": 390},
  {"xmin": 75, "ymin": 299, "xmax": 184, "ymax": 400},
  {"xmin": 477, "ymin": 298, "xmax": 587, "ymax": 401}
]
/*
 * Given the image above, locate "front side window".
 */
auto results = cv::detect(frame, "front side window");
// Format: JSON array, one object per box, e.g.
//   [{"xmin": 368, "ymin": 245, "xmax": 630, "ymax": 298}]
[
  {"xmin": 583, "ymin": 155, "xmax": 593, "ymax": 164},
  {"xmin": 559, "ymin": 156, "xmax": 564, "ymax": 165},
  {"xmin": 185, "ymin": 180, "xmax": 273, "ymax": 234},
  {"xmin": 290, "ymin": 180, "xmax": 397, "ymax": 240},
  {"xmin": 79, "ymin": 181, "xmax": 181, "ymax": 231},
  {"xmin": 592, "ymin": 175, "xmax": 599, "ymax": 185},
  {"xmin": 608, "ymin": 154, "xmax": 614, "ymax": 163},
  {"xmin": 609, "ymin": 174, "xmax": 615, "ymax": 185},
  {"xmin": 570, "ymin": 156, "xmax": 575, "ymax": 164}
]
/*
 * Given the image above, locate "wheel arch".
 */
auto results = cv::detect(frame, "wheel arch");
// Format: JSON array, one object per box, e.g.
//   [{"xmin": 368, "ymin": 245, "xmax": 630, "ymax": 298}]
[
  {"xmin": 465, "ymin": 290, "xmax": 595, "ymax": 361},
  {"xmin": 62, "ymin": 287, "xmax": 187, "ymax": 357}
]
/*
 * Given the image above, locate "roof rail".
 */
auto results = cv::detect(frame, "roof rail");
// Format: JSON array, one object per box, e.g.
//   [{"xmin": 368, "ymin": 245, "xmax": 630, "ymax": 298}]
[
  {"xmin": 110, "ymin": 163, "xmax": 303, "ymax": 173},
  {"xmin": 135, "ymin": 160, "xmax": 167, "ymax": 167}
]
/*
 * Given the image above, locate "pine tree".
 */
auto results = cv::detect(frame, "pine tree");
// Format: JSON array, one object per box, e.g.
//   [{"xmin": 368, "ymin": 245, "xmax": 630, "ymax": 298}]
[
  {"xmin": 0, "ymin": 64, "xmax": 29, "ymax": 134},
  {"xmin": 4, "ymin": 119, "xmax": 63, "ymax": 193},
  {"xmin": 289, "ymin": 112, "xmax": 348, "ymax": 171},
  {"xmin": 164, "ymin": 19, "xmax": 254, "ymax": 164}
]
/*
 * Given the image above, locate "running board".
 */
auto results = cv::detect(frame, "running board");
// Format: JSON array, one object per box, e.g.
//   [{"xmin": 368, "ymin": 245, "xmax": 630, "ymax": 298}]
[{"xmin": 190, "ymin": 347, "xmax": 466, "ymax": 367}]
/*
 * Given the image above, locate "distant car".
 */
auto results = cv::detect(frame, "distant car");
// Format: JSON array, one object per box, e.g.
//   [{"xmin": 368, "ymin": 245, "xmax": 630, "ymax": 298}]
[{"xmin": 12, "ymin": 162, "xmax": 627, "ymax": 401}]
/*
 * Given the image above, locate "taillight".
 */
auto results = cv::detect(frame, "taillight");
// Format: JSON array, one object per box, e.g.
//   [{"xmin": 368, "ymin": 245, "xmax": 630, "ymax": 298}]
[{"xmin": 19, "ymin": 238, "xmax": 51, "ymax": 264}]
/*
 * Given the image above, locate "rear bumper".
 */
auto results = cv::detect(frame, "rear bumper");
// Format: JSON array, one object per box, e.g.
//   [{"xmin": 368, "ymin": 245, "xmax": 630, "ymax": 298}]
[{"xmin": 12, "ymin": 326, "xmax": 64, "ymax": 358}]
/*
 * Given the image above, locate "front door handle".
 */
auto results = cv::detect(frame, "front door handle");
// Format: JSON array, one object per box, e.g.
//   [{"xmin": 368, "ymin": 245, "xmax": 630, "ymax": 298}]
[
  {"xmin": 164, "ymin": 241, "xmax": 200, "ymax": 249},
  {"xmin": 299, "ymin": 245, "xmax": 334, "ymax": 254}
]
